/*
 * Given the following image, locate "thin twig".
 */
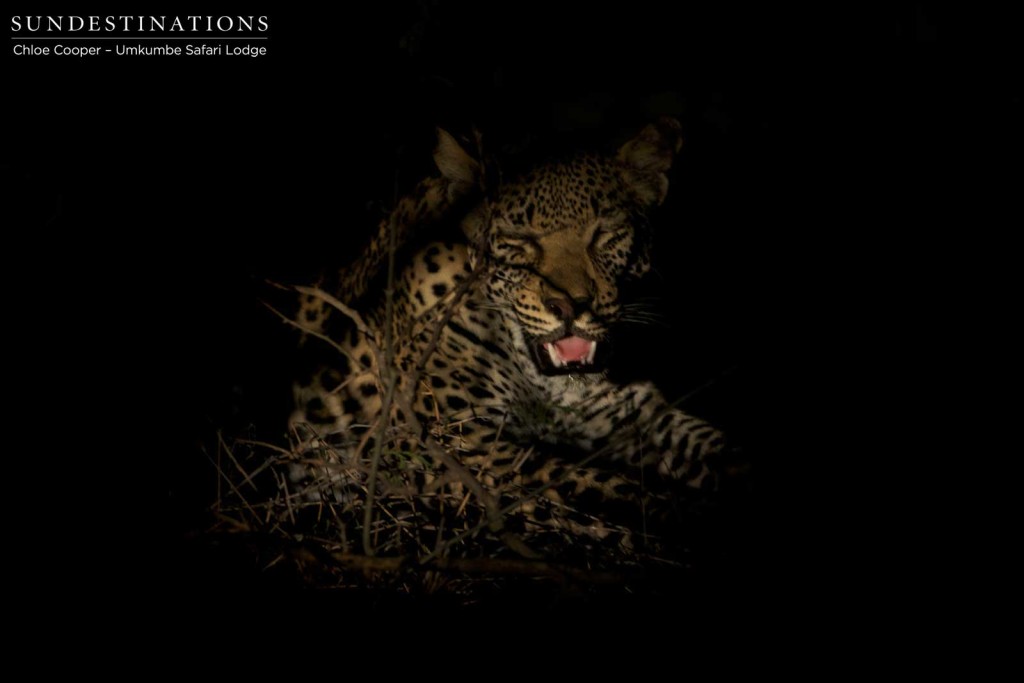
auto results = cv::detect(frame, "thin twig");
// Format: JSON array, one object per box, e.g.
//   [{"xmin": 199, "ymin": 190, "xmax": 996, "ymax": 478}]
[
  {"xmin": 362, "ymin": 160, "xmax": 403, "ymax": 556},
  {"xmin": 411, "ymin": 259, "xmax": 491, "ymax": 377},
  {"xmin": 262, "ymin": 299, "xmax": 368, "ymax": 372},
  {"xmin": 202, "ymin": 441, "xmax": 258, "ymax": 522},
  {"xmin": 215, "ymin": 432, "xmax": 265, "ymax": 494},
  {"xmin": 293, "ymin": 285, "xmax": 377, "ymax": 340},
  {"xmin": 324, "ymin": 552, "xmax": 629, "ymax": 585}
]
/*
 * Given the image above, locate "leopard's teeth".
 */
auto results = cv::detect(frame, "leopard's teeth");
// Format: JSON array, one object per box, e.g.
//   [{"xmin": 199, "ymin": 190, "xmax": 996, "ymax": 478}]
[
  {"xmin": 544, "ymin": 342, "xmax": 565, "ymax": 368},
  {"xmin": 585, "ymin": 341, "xmax": 597, "ymax": 365}
]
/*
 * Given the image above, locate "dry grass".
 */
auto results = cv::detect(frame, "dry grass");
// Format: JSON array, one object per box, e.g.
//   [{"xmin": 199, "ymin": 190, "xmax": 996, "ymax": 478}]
[
  {"xmin": 198, "ymin": 274, "xmax": 685, "ymax": 597},
  {"xmin": 200, "ymin": 413, "xmax": 658, "ymax": 596}
]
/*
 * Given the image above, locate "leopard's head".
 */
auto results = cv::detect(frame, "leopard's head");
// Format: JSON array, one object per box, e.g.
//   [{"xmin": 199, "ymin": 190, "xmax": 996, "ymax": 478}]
[{"xmin": 435, "ymin": 119, "xmax": 683, "ymax": 375}]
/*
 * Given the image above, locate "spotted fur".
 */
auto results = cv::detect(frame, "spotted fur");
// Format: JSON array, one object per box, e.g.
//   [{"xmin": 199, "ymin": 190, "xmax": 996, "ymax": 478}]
[{"xmin": 291, "ymin": 119, "xmax": 733, "ymax": 546}]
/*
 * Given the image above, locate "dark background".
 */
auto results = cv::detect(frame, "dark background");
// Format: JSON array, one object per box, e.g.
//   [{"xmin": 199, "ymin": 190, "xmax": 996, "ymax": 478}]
[{"xmin": 3, "ymin": 2, "xmax": 985, "ymax": 612}]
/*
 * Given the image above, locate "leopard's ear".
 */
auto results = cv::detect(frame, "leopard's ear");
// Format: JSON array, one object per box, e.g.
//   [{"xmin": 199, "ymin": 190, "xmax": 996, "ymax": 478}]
[
  {"xmin": 616, "ymin": 116, "xmax": 683, "ymax": 206},
  {"xmin": 434, "ymin": 129, "xmax": 481, "ymax": 202}
]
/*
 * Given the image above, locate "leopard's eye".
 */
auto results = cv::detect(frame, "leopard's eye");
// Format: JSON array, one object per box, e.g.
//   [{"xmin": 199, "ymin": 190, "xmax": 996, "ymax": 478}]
[
  {"xmin": 493, "ymin": 237, "xmax": 538, "ymax": 265},
  {"xmin": 592, "ymin": 227, "xmax": 632, "ymax": 252}
]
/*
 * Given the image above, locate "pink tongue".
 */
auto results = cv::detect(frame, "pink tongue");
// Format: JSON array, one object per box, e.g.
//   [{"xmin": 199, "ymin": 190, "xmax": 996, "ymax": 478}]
[{"xmin": 554, "ymin": 336, "xmax": 591, "ymax": 362}]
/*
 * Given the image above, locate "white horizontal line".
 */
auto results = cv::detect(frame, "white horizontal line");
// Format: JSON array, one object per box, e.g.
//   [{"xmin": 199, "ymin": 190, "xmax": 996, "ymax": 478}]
[{"xmin": 10, "ymin": 37, "xmax": 268, "ymax": 40}]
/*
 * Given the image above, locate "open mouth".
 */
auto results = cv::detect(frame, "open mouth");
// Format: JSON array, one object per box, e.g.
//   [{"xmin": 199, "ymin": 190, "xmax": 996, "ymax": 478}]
[{"xmin": 535, "ymin": 335, "xmax": 602, "ymax": 374}]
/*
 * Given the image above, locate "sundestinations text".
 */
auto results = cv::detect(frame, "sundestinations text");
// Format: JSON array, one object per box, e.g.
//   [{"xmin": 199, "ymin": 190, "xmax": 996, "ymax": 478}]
[{"xmin": 10, "ymin": 16, "xmax": 269, "ymax": 33}]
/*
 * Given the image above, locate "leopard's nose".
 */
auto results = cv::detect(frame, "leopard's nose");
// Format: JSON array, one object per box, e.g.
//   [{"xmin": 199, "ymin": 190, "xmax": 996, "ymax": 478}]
[{"xmin": 544, "ymin": 297, "xmax": 575, "ymax": 321}]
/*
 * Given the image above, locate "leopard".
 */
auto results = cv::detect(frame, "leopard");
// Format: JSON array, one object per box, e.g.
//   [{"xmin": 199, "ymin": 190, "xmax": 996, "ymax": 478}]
[{"xmin": 287, "ymin": 118, "xmax": 740, "ymax": 556}]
